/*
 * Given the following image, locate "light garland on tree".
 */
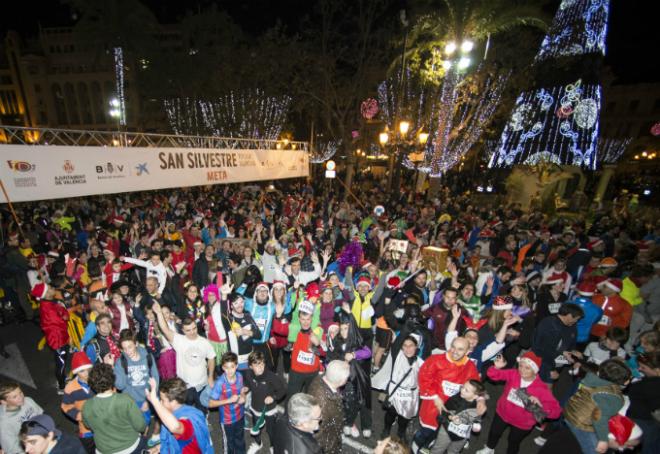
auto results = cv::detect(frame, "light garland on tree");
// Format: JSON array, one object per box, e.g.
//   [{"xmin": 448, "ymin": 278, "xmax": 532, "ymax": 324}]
[
  {"xmin": 163, "ymin": 89, "xmax": 291, "ymax": 139},
  {"xmin": 597, "ymin": 137, "xmax": 631, "ymax": 164},
  {"xmin": 310, "ymin": 140, "xmax": 341, "ymax": 163},
  {"xmin": 113, "ymin": 47, "xmax": 126, "ymax": 126}
]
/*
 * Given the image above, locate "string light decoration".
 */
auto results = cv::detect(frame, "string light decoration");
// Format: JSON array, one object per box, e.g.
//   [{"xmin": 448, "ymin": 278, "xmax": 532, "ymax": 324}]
[
  {"xmin": 490, "ymin": 0, "xmax": 610, "ymax": 170},
  {"xmin": 163, "ymin": 89, "xmax": 291, "ymax": 139},
  {"xmin": 536, "ymin": 0, "xmax": 609, "ymax": 62},
  {"xmin": 597, "ymin": 137, "xmax": 632, "ymax": 164},
  {"xmin": 310, "ymin": 140, "xmax": 341, "ymax": 163},
  {"xmin": 113, "ymin": 47, "xmax": 126, "ymax": 126}
]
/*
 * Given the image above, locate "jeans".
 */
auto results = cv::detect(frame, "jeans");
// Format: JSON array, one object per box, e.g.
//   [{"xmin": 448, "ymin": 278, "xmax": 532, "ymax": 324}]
[
  {"xmin": 221, "ymin": 418, "xmax": 246, "ymax": 454},
  {"xmin": 566, "ymin": 421, "xmax": 598, "ymax": 454},
  {"xmin": 431, "ymin": 426, "xmax": 468, "ymax": 454}
]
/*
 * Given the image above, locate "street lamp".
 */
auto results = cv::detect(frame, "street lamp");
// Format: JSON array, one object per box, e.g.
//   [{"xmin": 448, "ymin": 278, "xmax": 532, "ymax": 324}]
[
  {"xmin": 108, "ymin": 98, "xmax": 122, "ymax": 146},
  {"xmin": 399, "ymin": 120, "xmax": 410, "ymax": 136},
  {"xmin": 379, "ymin": 121, "xmax": 429, "ymax": 190}
]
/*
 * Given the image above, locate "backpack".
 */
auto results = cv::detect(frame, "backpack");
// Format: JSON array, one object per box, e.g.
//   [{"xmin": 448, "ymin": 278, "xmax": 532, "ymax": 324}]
[{"xmin": 120, "ymin": 351, "xmax": 155, "ymax": 376}]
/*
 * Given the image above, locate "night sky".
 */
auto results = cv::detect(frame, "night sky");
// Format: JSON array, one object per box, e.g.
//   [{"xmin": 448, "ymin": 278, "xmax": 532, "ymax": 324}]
[{"xmin": 1, "ymin": 0, "xmax": 657, "ymax": 84}]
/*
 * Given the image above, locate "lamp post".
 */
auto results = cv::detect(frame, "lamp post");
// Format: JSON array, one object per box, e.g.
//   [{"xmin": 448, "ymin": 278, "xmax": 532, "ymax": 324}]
[{"xmin": 380, "ymin": 120, "xmax": 428, "ymax": 191}]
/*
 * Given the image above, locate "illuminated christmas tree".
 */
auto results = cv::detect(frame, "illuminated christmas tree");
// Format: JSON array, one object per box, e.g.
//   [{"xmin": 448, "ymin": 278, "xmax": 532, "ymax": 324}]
[{"xmin": 489, "ymin": 0, "xmax": 610, "ymax": 169}]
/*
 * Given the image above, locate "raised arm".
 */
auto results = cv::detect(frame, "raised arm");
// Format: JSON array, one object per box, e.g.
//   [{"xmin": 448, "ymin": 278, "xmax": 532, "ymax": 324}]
[{"xmin": 152, "ymin": 302, "xmax": 174, "ymax": 344}]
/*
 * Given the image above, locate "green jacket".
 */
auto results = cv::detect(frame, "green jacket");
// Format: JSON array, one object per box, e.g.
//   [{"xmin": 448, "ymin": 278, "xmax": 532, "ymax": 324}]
[{"xmin": 82, "ymin": 393, "xmax": 146, "ymax": 454}]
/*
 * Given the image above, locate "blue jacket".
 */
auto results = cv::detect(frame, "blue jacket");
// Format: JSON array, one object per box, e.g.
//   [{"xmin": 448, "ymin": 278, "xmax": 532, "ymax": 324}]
[
  {"xmin": 570, "ymin": 296, "xmax": 603, "ymax": 343},
  {"xmin": 160, "ymin": 405, "xmax": 213, "ymax": 454}
]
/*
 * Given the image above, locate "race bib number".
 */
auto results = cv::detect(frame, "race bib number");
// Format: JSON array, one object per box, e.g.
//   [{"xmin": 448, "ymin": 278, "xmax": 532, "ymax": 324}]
[
  {"xmin": 442, "ymin": 381, "xmax": 461, "ymax": 397},
  {"xmin": 548, "ymin": 303, "xmax": 561, "ymax": 314},
  {"xmin": 555, "ymin": 354, "xmax": 569, "ymax": 366},
  {"xmin": 447, "ymin": 421, "xmax": 471, "ymax": 438},
  {"xmin": 299, "ymin": 300, "xmax": 315, "ymax": 315},
  {"xmin": 506, "ymin": 388, "xmax": 525, "ymax": 408},
  {"xmin": 297, "ymin": 350, "xmax": 315, "ymax": 365},
  {"xmin": 393, "ymin": 387, "xmax": 413, "ymax": 399},
  {"xmin": 598, "ymin": 315, "xmax": 611, "ymax": 326}
]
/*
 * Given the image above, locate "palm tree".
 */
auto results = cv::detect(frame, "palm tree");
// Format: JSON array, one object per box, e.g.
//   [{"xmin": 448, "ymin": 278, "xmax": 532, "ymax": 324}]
[{"xmin": 401, "ymin": 0, "xmax": 551, "ymax": 177}]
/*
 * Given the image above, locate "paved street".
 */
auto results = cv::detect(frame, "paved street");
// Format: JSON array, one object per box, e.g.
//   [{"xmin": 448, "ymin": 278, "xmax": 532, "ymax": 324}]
[{"xmin": 1, "ymin": 321, "xmax": 553, "ymax": 453}]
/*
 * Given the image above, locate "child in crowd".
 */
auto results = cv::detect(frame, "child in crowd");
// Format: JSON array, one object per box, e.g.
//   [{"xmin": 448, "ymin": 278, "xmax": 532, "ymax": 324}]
[
  {"xmin": 583, "ymin": 327, "xmax": 628, "ymax": 366},
  {"xmin": 0, "ymin": 382, "xmax": 44, "ymax": 454},
  {"xmin": 208, "ymin": 352, "xmax": 248, "ymax": 454},
  {"xmin": 431, "ymin": 379, "xmax": 487, "ymax": 454},
  {"xmin": 243, "ymin": 351, "xmax": 287, "ymax": 452}
]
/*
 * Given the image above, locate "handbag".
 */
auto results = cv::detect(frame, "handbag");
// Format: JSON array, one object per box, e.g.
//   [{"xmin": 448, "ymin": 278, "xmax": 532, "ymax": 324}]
[{"xmin": 382, "ymin": 366, "xmax": 414, "ymax": 410}]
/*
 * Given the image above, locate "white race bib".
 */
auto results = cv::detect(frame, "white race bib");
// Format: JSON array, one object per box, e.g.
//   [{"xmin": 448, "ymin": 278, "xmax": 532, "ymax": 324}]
[
  {"xmin": 297, "ymin": 350, "xmax": 315, "ymax": 365},
  {"xmin": 555, "ymin": 354, "xmax": 569, "ymax": 366},
  {"xmin": 548, "ymin": 302, "xmax": 561, "ymax": 314},
  {"xmin": 255, "ymin": 318, "xmax": 268, "ymax": 333},
  {"xmin": 597, "ymin": 315, "xmax": 611, "ymax": 326},
  {"xmin": 299, "ymin": 301, "xmax": 315, "ymax": 315},
  {"xmin": 506, "ymin": 388, "xmax": 525, "ymax": 408},
  {"xmin": 442, "ymin": 381, "xmax": 461, "ymax": 397},
  {"xmin": 447, "ymin": 421, "xmax": 471, "ymax": 438}
]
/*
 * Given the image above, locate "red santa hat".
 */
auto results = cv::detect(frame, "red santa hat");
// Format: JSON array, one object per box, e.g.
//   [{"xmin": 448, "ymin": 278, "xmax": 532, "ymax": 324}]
[
  {"xmin": 587, "ymin": 239, "xmax": 604, "ymax": 250},
  {"xmin": 356, "ymin": 276, "xmax": 372, "ymax": 289},
  {"xmin": 576, "ymin": 281, "xmax": 596, "ymax": 297},
  {"xmin": 608, "ymin": 414, "xmax": 642, "ymax": 446},
  {"xmin": 518, "ymin": 351, "xmax": 542, "ymax": 373},
  {"xmin": 272, "ymin": 280, "xmax": 287, "ymax": 291},
  {"xmin": 315, "ymin": 219, "xmax": 324, "ymax": 231},
  {"xmin": 601, "ymin": 278, "xmax": 622, "ymax": 293},
  {"xmin": 255, "ymin": 282, "xmax": 270, "ymax": 293},
  {"xmin": 492, "ymin": 295, "xmax": 513, "ymax": 311},
  {"xmin": 30, "ymin": 282, "xmax": 49, "ymax": 300},
  {"xmin": 47, "ymin": 250, "xmax": 60, "ymax": 259},
  {"xmin": 111, "ymin": 215, "xmax": 124, "ymax": 224},
  {"xmin": 71, "ymin": 352, "xmax": 93, "ymax": 375},
  {"xmin": 8, "ymin": 232, "xmax": 19, "ymax": 241},
  {"xmin": 387, "ymin": 276, "xmax": 402, "ymax": 288},
  {"xmin": 544, "ymin": 273, "xmax": 565, "ymax": 286}
]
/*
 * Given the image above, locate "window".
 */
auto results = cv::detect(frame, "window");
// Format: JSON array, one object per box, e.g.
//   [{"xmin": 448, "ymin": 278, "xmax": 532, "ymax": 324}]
[
  {"xmin": 628, "ymin": 99, "xmax": 640, "ymax": 113},
  {"xmin": 63, "ymin": 82, "xmax": 80, "ymax": 124},
  {"xmin": 51, "ymin": 83, "xmax": 68, "ymax": 124}
]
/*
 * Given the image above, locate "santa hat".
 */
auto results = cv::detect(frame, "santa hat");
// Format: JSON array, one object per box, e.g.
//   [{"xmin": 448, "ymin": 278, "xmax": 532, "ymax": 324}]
[
  {"xmin": 255, "ymin": 282, "xmax": 270, "ymax": 293},
  {"xmin": 492, "ymin": 295, "xmax": 513, "ymax": 311},
  {"xmin": 489, "ymin": 220, "xmax": 502, "ymax": 229},
  {"xmin": 288, "ymin": 246, "xmax": 301, "ymax": 258},
  {"xmin": 356, "ymin": 276, "xmax": 372, "ymax": 289},
  {"xmin": 587, "ymin": 239, "xmax": 604, "ymax": 250},
  {"xmin": 30, "ymin": 282, "xmax": 49, "ymax": 300},
  {"xmin": 8, "ymin": 232, "xmax": 19, "ymax": 241},
  {"xmin": 479, "ymin": 228, "xmax": 496, "ymax": 239},
  {"xmin": 71, "ymin": 352, "xmax": 93, "ymax": 375},
  {"xmin": 315, "ymin": 219, "xmax": 324, "ymax": 231},
  {"xmin": 544, "ymin": 273, "xmax": 565, "ymax": 286},
  {"xmin": 608, "ymin": 414, "xmax": 642, "ymax": 446},
  {"xmin": 111, "ymin": 215, "xmax": 124, "ymax": 224},
  {"xmin": 102, "ymin": 248, "xmax": 115, "ymax": 256},
  {"xmin": 193, "ymin": 240, "xmax": 203, "ymax": 246},
  {"xmin": 305, "ymin": 282, "xmax": 320, "ymax": 299},
  {"xmin": 526, "ymin": 270, "xmax": 541, "ymax": 282},
  {"xmin": 602, "ymin": 278, "xmax": 622, "ymax": 293},
  {"xmin": 272, "ymin": 280, "xmax": 287, "ymax": 291},
  {"xmin": 599, "ymin": 257, "xmax": 618, "ymax": 268},
  {"xmin": 47, "ymin": 250, "xmax": 59, "ymax": 259},
  {"xmin": 518, "ymin": 351, "xmax": 542, "ymax": 373},
  {"xmin": 576, "ymin": 281, "xmax": 596, "ymax": 297}
]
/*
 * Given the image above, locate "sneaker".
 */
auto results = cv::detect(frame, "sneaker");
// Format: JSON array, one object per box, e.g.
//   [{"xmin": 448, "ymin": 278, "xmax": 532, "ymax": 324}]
[
  {"xmin": 475, "ymin": 448, "xmax": 494, "ymax": 454},
  {"xmin": 350, "ymin": 425, "xmax": 359, "ymax": 438},
  {"xmin": 343, "ymin": 426, "xmax": 351, "ymax": 436},
  {"xmin": 147, "ymin": 436, "xmax": 160, "ymax": 448},
  {"xmin": 246, "ymin": 442, "xmax": 263, "ymax": 454},
  {"xmin": 362, "ymin": 429, "xmax": 372, "ymax": 438},
  {"xmin": 534, "ymin": 436, "xmax": 547, "ymax": 447}
]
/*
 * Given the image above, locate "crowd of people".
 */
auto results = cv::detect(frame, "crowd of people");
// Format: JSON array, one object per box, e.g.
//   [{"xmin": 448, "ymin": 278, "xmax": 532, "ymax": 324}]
[{"xmin": 0, "ymin": 180, "xmax": 658, "ymax": 454}]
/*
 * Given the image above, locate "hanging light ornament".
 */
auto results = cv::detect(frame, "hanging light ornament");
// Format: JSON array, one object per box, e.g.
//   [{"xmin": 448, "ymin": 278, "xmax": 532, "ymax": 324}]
[
  {"xmin": 651, "ymin": 122, "xmax": 660, "ymax": 137},
  {"xmin": 360, "ymin": 98, "xmax": 379, "ymax": 120}
]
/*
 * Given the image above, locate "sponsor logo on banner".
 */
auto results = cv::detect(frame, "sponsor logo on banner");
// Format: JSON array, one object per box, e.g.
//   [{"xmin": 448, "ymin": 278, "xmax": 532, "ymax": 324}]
[
  {"xmin": 6, "ymin": 161, "xmax": 37, "ymax": 187},
  {"xmin": 54, "ymin": 160, "xmax": 86, "ymax": 186},
  {"xmin": 238, "ymin": 154, "xmax": 256, "ymax": 166},
  {"xmin": 135, "ymin": 163, "xmax": 149, "ymax": 175},
  {"xmin": 95, "ymin": 162, "xmax": 127, "ymax": 180},
  {"xmin": 7, "ymin": 161, "xmax": 36, "ymax": 172}
]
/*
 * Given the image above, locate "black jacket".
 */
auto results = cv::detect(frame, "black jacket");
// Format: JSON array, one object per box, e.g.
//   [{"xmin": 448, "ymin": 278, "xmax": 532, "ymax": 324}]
[
  {"xmin": 50, "ymin": 431, "xmax": 87, "ymax": 454},
  {"xmin": 271, "ymin": 415, "xmax": 322, "ymax": 454},
  {"xmin": 192, "ymin": 255, "xmax": 211, "ymax": 289}
]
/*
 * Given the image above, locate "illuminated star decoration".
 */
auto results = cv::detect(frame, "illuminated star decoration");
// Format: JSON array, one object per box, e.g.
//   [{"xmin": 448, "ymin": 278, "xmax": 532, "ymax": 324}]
[
  {"xmin": 163, "ymin": 89, "xmax": 291, "ymax": 140},
  {"xmin": 490, "ymin": 0, "xmax": 610, "ymax": 169},
  {"xmin": 113, "ymin": 47, "xmax": 126, "ymax": 126}
]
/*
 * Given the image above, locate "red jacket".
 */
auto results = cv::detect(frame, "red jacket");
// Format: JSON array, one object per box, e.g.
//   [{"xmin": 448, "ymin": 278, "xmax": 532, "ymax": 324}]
[
  {"xmin": 291, "ymin": 330, "xmax": 323, "ymax": 374},
  {"xmin": 590, "ymin": 294, "xmax": 632, "ymax": 337},
  {"xmin": 269, "ymin": 315, "xmax": 290, "ymax": 349},
  {"xmin": 40, "ymin": 300, "xmax": 70, "ymax": 350},
  {"xmin": 487, "ymin": 367, "xmax": 561, "ymax": 430},
  {"xmin": 418, "ymin": 353, "xmax": 479, "ymax": 429}
]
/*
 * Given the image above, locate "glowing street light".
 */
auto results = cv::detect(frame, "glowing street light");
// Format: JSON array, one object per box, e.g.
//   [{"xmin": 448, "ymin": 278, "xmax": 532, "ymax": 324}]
[
  {"xmin": 399, "ymin": 120, "xmax": 410, "ymax": 136},
  {"xmin": 458, "ymin": 57, "xmax": 471, "ymax": 70},
  {"xmin": 445, "ymin": 41, "xmax": 457, "ymax": 55},
  {"xmin": 418, "ymin": 132, "xmax": 429, "ymax": 145},
  {"xmin": 379, "ymin": 132, "xmax": 389, "ymax": 145},
  {"xmin": 442, "ymin": 60, "xmax": 452, "ymax": 70},
  {"xmin": 461, "ymin": 40, "xmax": 474, "ymax": 53}
]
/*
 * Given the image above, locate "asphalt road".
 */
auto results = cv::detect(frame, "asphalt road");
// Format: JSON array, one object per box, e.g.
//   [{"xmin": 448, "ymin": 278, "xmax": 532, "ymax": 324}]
[{"xmin": 0, "ymin": 321, "xmax": 554, "ymax": 454}]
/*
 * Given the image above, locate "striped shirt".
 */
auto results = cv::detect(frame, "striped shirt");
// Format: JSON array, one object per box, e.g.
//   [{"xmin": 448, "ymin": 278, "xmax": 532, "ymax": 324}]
[{"xmin": 210, "ymin": 372, "xmax": 244, "ymax": 425}]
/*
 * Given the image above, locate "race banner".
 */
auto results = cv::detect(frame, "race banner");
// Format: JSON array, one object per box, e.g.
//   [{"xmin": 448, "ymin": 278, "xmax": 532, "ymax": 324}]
[{"xmin": 0, "ymin": 145, "xmax": 309, "ymax": 203}]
